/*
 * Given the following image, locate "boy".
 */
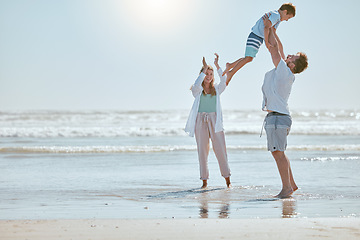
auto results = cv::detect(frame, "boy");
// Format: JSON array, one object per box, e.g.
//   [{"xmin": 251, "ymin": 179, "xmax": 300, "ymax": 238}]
[{"xmin": 223, "ymin": 3, "xmax": 296, "ymax": 85}]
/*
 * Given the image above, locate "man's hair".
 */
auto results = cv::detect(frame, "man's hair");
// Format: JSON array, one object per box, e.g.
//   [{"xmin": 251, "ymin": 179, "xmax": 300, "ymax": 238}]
[
  {"xmin": 293, "ymin": 52, "xmax": 308, "ymax": 74},
  {"xmin": 279, "ymin": 3, "xmax": 296, "ymax": 17}
]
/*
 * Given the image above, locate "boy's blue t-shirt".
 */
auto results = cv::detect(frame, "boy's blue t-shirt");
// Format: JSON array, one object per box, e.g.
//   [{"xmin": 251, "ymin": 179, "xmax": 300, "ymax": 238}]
[{"xmin": 251, "ymin": 10, "xmax": 281, "ymax": 38}]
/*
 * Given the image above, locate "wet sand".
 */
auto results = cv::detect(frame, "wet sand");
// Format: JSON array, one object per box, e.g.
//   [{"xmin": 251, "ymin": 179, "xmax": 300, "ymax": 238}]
[{"xmin": 1, "ymin": 218, "xmax": 360, "ymax": 240}]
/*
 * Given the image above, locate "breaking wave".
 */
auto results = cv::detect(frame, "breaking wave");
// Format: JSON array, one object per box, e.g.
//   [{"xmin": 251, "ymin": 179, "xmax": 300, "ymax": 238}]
[{"xmin": 1, "ymin": 144, "xmax": 360, "ymax": 154}]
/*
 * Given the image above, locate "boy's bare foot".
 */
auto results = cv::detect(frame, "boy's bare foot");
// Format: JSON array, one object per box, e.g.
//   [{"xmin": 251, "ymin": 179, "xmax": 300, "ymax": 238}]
[
  {"xmin": 201, "ymin": 180, "xmax": 207, "ymax": 189},
  {"xmin": 222, "ymin": 62, "xmax": 232, "ymax": 76}
]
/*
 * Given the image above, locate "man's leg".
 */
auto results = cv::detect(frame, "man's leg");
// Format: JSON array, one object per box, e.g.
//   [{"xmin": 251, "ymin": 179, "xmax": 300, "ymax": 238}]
[
  {"xmin": 289, "ymin": 163, "xmax": 298, "ymax": 192},
  {"xmin": 271, "ymin": 150, "xmax": 294, "ymax": 198},
  {"xmin": 265, "ymin": 114, "xmax": 295, "ymax": 197}
]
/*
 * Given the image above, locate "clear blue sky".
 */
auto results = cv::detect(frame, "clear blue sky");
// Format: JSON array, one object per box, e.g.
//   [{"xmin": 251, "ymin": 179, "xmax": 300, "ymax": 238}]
[{"xmin": 1, "ymin": 0, "xmax": 359, "ymax": 111}]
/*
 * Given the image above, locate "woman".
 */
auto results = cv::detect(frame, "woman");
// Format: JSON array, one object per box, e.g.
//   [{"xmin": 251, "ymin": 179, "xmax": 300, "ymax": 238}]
[{"xmin": 185, "ymin": 53, "xmax": 231, "ymax": 188}]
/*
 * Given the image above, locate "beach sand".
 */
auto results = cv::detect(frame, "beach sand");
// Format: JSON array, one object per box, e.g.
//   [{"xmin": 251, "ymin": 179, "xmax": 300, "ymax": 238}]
[{"xmin": 1, "ymin": 218, "xmax": 359, "ymax": 240}]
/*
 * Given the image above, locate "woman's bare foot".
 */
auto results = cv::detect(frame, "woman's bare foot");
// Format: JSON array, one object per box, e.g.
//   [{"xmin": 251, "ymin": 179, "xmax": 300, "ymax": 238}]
[
  {"xmin": 201, "ymin": 180, "xmax": 207, "ymax": 189},
  {"xmin": 225, "ymin": 177, "xmax": 231, "ymax": 188}
]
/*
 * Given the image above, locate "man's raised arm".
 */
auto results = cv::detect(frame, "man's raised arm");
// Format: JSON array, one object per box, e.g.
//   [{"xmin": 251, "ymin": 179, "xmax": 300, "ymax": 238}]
[{"xmin": 263, "ymin": 15, "xmax": 281, "ymax": 68}]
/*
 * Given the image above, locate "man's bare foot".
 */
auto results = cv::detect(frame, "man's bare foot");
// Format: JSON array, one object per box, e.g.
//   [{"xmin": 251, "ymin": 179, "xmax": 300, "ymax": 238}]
[
  {"xmin": 201, "ymin": 180, "xmax": 207, "ymax": 189},
  {"xmin": 275, "ymin": 187, "xmax": 294, "ymax": 199},
  {"xmin": 225, "ymin": 177, "xmax": 231, "ymax": 188},
  {"xmin": 292, "ymin": 185, "xmax": 298, "ymax": 192}
]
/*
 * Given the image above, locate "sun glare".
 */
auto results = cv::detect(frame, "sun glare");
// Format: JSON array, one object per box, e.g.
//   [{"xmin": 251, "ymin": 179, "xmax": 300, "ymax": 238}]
[{"xmin": 120, "ymin": 0, "xmax": 193, "ymax": 35}]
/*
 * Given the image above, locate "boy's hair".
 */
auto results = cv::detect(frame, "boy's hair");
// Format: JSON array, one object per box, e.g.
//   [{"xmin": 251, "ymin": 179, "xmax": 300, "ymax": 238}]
[
  {"xmin": 279, "ymin": 3, "xmax": 296, "ymax": 17},
  {"xmin": 293, "ymin": 52, "xmax": 308, "ymax": 74}
]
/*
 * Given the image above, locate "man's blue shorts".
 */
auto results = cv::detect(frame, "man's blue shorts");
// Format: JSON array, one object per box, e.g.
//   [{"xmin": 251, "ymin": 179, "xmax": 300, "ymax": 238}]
[{"xmin": 264, "ymin": 112, "xmax": 292, "ymax": 152}]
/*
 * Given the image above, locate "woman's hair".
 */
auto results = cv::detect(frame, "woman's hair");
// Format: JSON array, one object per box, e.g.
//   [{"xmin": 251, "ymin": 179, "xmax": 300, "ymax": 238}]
[
  {"xmin": 293, "ymin": 52, "xmax": 308, "ymax": 74},
  {"xmin": 199, "ymin": 65, "xmax": 216, "ymax": 96}
]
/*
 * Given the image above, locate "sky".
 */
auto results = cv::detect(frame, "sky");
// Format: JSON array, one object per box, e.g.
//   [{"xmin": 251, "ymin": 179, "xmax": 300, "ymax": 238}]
[{"xmin": 1, "ymin": 0, "xmax": 359, "ymax": 111}]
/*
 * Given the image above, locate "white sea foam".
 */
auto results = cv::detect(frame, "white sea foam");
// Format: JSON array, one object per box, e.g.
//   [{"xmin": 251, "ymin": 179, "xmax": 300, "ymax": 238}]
[
  {"xmin": 0, "ymin": 127, "xmax": 187, "ymax": 138},
  {"xmin": 1, "ymin": 144, "xmax": 360, "ymax": 154},
  {"xmin": 0, "ymin": 145, "xmax": 196, "ymax": 153},
  {"xmin": 0, "ymin": 109, "xmax": 359, "ymax": 137},
  {"xmin": 300, "ymin": 156, "xmax": 360, "ymax": 162}
]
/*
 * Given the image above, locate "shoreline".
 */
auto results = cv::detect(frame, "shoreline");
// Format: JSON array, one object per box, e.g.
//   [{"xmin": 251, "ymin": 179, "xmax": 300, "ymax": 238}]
[{"xmin": 1, "ymin": 218, "xmax": 360, "ymax": 240}]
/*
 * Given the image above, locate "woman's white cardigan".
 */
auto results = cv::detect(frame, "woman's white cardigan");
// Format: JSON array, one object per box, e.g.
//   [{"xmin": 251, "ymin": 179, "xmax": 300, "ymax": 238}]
[{"xmin": 185, "ymin": 68, "xmax": 227, "ymax": 137}]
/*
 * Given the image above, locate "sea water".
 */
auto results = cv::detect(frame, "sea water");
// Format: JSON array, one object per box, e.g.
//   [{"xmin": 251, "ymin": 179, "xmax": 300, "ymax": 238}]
[{"xmin": 0, "ymin": 109, "xmax": 359, "ymax": 219}]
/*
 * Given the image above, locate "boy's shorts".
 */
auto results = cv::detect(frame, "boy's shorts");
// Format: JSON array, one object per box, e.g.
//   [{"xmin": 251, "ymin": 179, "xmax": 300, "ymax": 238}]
[
  {"xmin": 264, "ymin": 112, "xmax": 292, "ymax": 152},
  {"xmin": 245, "ymin": 32, "xmax": 264, "ymax": 58}
]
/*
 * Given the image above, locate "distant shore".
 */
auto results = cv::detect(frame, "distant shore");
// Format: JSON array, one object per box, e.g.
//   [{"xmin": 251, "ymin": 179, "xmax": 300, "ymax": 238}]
[{"xmin": 1, "ymin": 218, "xmax": 360, "ymax": 240}]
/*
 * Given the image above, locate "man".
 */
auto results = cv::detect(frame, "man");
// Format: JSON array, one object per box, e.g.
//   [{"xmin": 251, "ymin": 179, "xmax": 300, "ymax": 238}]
[{"xmin": 262, "ymin": 15, "xmax": 308, "ymax": 198}]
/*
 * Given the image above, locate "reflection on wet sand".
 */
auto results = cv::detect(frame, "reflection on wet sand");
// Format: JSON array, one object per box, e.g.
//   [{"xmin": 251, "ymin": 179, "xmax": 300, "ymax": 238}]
[
  {"xmin": 198, "ymin": 188, "xmax": 298, "ymax": 219},
  {"xmin": 147, "ymin": 186, "xmax": 298, "ymax": 219},
  {"xmin": 282, "ymin": 198, "xmax": 297, "ymax": 218},
  {"xmin": 198, "ymin": 190, "xmax": 231, "ymax": 219}
]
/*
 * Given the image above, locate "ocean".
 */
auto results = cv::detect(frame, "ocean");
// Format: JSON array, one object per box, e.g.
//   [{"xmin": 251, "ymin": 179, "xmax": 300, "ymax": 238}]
[{"xmin": 0, "ymin": 109, "xmax": 359, "ymax": 219}]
